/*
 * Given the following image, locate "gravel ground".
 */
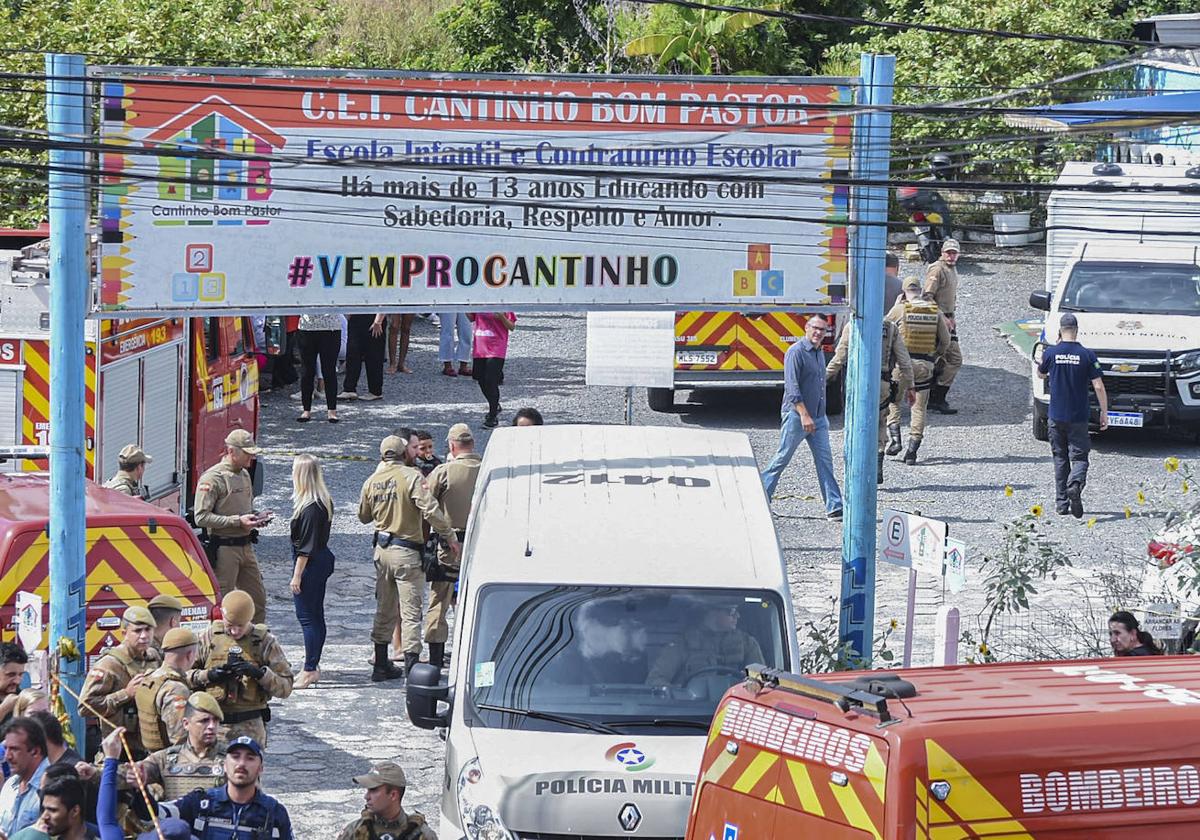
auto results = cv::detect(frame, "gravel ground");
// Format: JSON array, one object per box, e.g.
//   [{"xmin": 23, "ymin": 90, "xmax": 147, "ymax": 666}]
[{"xmin": 241, "ymin": 247, "xmax": 1191, "ymax": 833}]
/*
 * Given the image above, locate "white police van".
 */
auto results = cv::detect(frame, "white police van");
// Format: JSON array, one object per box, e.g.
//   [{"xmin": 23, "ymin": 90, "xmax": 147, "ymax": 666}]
[{"xmin": 407, "ymin": 424, "xmax": 800, "ymax": 840}]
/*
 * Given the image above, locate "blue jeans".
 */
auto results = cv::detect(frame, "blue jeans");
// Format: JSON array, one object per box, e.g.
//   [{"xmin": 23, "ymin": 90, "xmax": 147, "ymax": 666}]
[
  {"xmin": 292, "ymin": 546, "xmax": 334, "ymax": 671},
  {"xmin": 438, "ymin": 313, "xmax": 474, "ymax": 363},
  {"xmin": 761, "ymin": 409, "xmax": 843, "ymax": 512}
]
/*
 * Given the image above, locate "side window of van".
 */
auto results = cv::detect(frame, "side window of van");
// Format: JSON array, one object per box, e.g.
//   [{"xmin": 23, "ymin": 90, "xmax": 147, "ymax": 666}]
[{"xmin": 230, "ymin": 317, "xmax": 246, "ymax": 357}]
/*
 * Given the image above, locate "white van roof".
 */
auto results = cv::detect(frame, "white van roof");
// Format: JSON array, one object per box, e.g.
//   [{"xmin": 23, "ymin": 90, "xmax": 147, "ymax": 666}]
[
  {"xmin": 463, "ymin": 425, "xmax": 786, "ymax": 591},
  {"xmin": 1068, "ymin": 241, "xmax": 1200, "ymax": 263}
]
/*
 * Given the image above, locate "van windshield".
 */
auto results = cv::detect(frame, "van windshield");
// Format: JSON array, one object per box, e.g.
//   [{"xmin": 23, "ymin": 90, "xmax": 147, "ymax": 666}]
[
  {"xmin": 468, "ymin": 584, "xmax": 787, "ymax": 735},
  {"xmin": 1060, "ymin": 261, "xmax": 1200, "ymax": 315}
]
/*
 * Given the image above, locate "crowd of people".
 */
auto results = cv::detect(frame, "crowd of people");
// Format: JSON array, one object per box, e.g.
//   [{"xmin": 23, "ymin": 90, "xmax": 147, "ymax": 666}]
[
  {"xmin": 1, "ymin": 396, "xmax": 547, "ymax": 838},
  {"xmin": 261, "ymin": 310, "xmax": 518, "ymax": 429}
]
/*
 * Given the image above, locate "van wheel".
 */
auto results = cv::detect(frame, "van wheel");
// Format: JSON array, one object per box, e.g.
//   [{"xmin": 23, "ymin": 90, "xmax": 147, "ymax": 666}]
[
  {"xmin": 1032, "ymin": 400, "xmax": 1049, "ymax": 441},
  {"xmin": 826, "ymin": 371, "xmax": 845, "ymax": 416},
  {"xmin": 647, "ymin": 388, "xmax": 674, "ymax": 412}
]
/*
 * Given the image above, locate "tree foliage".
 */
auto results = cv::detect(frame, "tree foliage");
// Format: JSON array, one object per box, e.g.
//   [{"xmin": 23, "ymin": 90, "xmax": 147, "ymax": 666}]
[{"xmin": 859, "ymin": 0, "xmax": 1172, "ymax": 189}]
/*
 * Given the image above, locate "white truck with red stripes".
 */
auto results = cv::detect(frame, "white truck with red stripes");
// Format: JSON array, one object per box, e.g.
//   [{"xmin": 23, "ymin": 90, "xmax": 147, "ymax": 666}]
[{"xmin": 0, "ymin": 238, "xmax": 259, "ymax": 513}]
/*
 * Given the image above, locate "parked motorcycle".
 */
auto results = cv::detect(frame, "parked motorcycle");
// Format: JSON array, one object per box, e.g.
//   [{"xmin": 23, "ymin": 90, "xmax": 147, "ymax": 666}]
[{"xmin": 896, "ymin": 153, "xmax": 955, "ymax": 263}]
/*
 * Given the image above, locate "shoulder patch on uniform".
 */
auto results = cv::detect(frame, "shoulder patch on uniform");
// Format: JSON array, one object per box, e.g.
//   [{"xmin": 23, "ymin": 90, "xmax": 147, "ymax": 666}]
[{"xmin": 197, "ymin": 483, "xmax": 211, "ymax": 492}]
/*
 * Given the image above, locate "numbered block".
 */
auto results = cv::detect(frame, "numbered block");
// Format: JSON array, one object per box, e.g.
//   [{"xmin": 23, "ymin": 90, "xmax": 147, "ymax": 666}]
[
  {"xmin": 186, "ymin": 243, "xmax": 213, "ymax": 272},
  {"xmin": 733, "ymin": 269, "xmax": 757, "ymax": 297},
  {"xmin": 762, "ymin": 270, "xmax": 785, "ymax": 296},
  {"xmin": 199, "ymin": 272, "xmax": 226, "ymax": 301},
  {"xmin": 172, "ymin": 273, "xmax": 199, "ymax": 302}
]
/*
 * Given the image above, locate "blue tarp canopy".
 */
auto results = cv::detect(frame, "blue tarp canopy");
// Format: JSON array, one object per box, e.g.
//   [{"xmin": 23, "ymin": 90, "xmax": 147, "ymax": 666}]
[{"xmin": 1006, "ymin": 90, "xmax": 1200, "ymax": 132}]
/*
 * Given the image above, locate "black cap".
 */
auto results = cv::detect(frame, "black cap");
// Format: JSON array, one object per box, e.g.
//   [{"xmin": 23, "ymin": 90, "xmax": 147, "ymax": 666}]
[{"xmin": 1060, "ymin": 313, "xmax": 1078, "ymax": 328}]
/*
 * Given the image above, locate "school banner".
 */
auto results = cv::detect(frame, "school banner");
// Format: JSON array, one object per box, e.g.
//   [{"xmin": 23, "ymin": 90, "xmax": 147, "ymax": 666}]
[{"xmin": 94, "ymin": 69, "xmax": 853, "ymax": 315}]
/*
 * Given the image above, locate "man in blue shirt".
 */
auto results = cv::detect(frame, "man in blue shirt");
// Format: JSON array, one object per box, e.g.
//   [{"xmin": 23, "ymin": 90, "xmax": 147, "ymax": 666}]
[
  {"xmin": 1037, "ymin": 312, "xmax": 1108, "ymax": 518},
  {"xmin": 0, "ymin": 717, "xmax": 49, "ymax": 837},
  {"xmin": 761, "ymin": 313, "xmax": 843, "ymax": 518}
]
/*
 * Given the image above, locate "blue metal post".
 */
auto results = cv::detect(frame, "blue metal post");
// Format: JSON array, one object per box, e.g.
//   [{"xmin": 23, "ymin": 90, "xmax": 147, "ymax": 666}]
[
  {"xmin": 838, "ymin": 53, "xmax": 896, "ymax": 665},
  {"xmin": 46, "ymin": 53, "xmax": 89, "ymax": 744}
]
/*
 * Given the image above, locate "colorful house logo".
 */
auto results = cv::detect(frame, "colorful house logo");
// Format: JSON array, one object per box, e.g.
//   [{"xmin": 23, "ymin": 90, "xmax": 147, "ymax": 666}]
[{"xmin": 145, "ymin": 95, "xmax": 285, "ymax": 205}]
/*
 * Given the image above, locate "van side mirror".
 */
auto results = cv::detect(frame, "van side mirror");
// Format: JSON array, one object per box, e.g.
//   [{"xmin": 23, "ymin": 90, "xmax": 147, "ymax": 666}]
[
  {"xmin": 1029, "ymin": 290, "xmax": 1051, "ymax": 311},
  {"xmin": 407, "ymin": 663, "xmax": 451, "ymax": 729}
]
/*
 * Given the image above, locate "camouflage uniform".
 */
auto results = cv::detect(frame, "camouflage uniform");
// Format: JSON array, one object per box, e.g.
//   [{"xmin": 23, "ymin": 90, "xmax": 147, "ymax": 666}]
[
  {"xmin": 193, "ymin": 460, "xmax": 267, "ymax": 622},
  {"xmin": 104, "ymin": 469, "xmax": 142, "ymax": 497},
  {"xmin": 80, "ymin": 641, "xmax": 161, "ymax": 756},
  {"xmin": 194, "ymin": 621, "xmax": 293, "ymax": 746},
  {"xmin": 337, "ymin": 808, "xmax": 438, "ymax": 840},
  {"xmin": 140, "ymin": 739, "xmax": 227, "ymax": 801},
  {"xmin": 135, "ymin": 663, "xmax": 193, "ymax": 751}
]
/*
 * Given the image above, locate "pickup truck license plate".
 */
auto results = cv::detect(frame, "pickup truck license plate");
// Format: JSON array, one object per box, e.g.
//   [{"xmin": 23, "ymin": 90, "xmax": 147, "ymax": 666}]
[
  {"xmin": 1107, "ymin": 411, "xmax": 1144, "ymax": 428},
  {"xmin": 676, "ymin": 350, "xmax": 719, "ymax": 366}
]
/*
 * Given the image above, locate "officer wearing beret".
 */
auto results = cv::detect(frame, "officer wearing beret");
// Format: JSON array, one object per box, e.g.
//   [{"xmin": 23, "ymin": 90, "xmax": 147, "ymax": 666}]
[
  {"xmin": 193, "ymin": 429, "xmax": 272, "ymax": 623},
  {"xmin": 147, "ymin": 594, "xmax": 184, "ymax": 661},
  {"xmin": 338, "ymin": 761, "xmax": 437, "ymax": 840},
  {"xmin": 135, "ymin": 628, "xmax": 200, "ymax": 752},
  {"xmin": 359, "ymin": 435, "xmax": 459, "ymax": 682},
  {"xmin": 131, "ymin": 692, "xmax": 227, "ymax": 801},
  {"xmin": 80, "ymin": 605, "xmax": 161, "ymax": 759},
  {"xmin": 104, "ymin": 444, "xmax": 152, "ymax": 498},
  {"xmin": 193, "ymin": 590, "xmax": 293, "ymax": 746}
]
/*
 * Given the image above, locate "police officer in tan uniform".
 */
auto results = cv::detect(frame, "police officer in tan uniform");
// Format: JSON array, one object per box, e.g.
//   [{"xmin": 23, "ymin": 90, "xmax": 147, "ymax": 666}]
[
  {"xmin": 80, "ymin": 605, "xmax": 161, "ymax": 759},
  {"xmin": 193, "ymin": 429, "xmax": 272, "ymax": 623},
  {"xmin": 923, "ymin": 237, "xmax": 962, "ymax": 415},
  {"xmin": 135, "ymin": 627, "xmax": 200, "ymax": 752},
  {"xmin": 104, "ymin": 445, "xmax": 151, "ymax": 497},
  {"xmin": 131, "ymin": 692, "xmax": 227, "ymax": 801},
  {"xmin": 886, "ymin": 277, "xmax": 952, "ymax": 465},
  {"xmin": 824, "ymin": 318, "xmax": 913, "ymax": 485},
  {"xmin": 147, "ymin": 593, "xmax": 184, "ymax": 660},
  {"xmin": 423, "ymin": 423, "xmax": 481, "ymax": 671},
  {"xmin": 359, "ymin": 435, "xmax": 460, "ymax": 682},
  {"xmin": 338, "ymin": 761, "xmax": 438, "ymax": 840},
  {"xmin": 194, "ymin": 590, "xmax": 293, "ymax": 746}
]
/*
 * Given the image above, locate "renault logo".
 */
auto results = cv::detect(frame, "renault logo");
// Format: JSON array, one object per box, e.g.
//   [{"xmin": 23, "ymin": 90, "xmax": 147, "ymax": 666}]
[{"xmin": 618, "ymin": 803, "xmax": 642, "ymax": 832}]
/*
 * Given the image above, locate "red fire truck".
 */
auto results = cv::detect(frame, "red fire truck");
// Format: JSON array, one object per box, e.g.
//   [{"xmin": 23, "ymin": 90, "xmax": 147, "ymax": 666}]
[{"xmin": 0, "ymin": 237, "xmax": 259, "ymax": 513}]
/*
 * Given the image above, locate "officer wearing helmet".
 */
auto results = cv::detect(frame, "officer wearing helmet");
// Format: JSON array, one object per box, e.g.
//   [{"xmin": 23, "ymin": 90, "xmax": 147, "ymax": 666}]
[
  {"xmin": 193, "ymin": 590, "xmax": 293, "ymax": 746},
  {"xmin": 135, "ymin": 628, "xmax": 201, "ymax": 752},
  {"xmin": 886, "ymin": 277, "xmax": 952, "ymax": 464},
  {"xmin": 104, "ymin": 445, "xmax": 152, "ymax": 498},
  {"xmin": 924, "ymin": 237, "xmax": 963, "ymax": 414},
  {"xmin": 80, "ymin": 605, "xmax": 162, "ymax": 759}
]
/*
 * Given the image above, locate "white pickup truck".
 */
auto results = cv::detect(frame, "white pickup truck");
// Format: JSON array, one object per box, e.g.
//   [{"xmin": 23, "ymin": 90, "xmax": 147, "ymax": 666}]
[{"xmin": 1027, "ymin": 162, "xmax": 1200, "ymax": 440}]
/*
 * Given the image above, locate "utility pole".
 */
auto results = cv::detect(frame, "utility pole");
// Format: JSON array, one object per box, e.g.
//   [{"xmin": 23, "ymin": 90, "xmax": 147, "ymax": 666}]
[
  {"xmin": 838, "ymin": 53, "xmax": 896, "ymax": 665},
  {"xmin": 46, "ymin": 52, "xmax": 89, "ymax": 743}
]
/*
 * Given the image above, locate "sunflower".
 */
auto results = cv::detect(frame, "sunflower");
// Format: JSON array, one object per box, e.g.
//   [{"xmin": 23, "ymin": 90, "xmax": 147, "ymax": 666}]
[
  {"xmin": 1004, "ymin": 485, "xmax": 1014, "ymax": 497},
  {"xmin": 1165, "ymin": 457, "xmax": 1181, "ymax": 473},
  {"xmin": 1030, "ymin": 504, "xmax": 1043, "ymax": 517},
  {"xmin": 1087, "ymin": 518, "xmax": 1096, "ymax": 528},
  {"xmin": 1137, "ymin": 490, "xmax": 1146, "ymax": 505},
  {"xmin": 1124, "ymin": 507, "xmax": 1132, "ymax": 519}
]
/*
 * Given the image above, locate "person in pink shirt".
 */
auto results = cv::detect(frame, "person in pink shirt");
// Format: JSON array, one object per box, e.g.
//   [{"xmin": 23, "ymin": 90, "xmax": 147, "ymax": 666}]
[{"xmin": 469, "ymin": 312, "xmax": 516, "ymax": 427}]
